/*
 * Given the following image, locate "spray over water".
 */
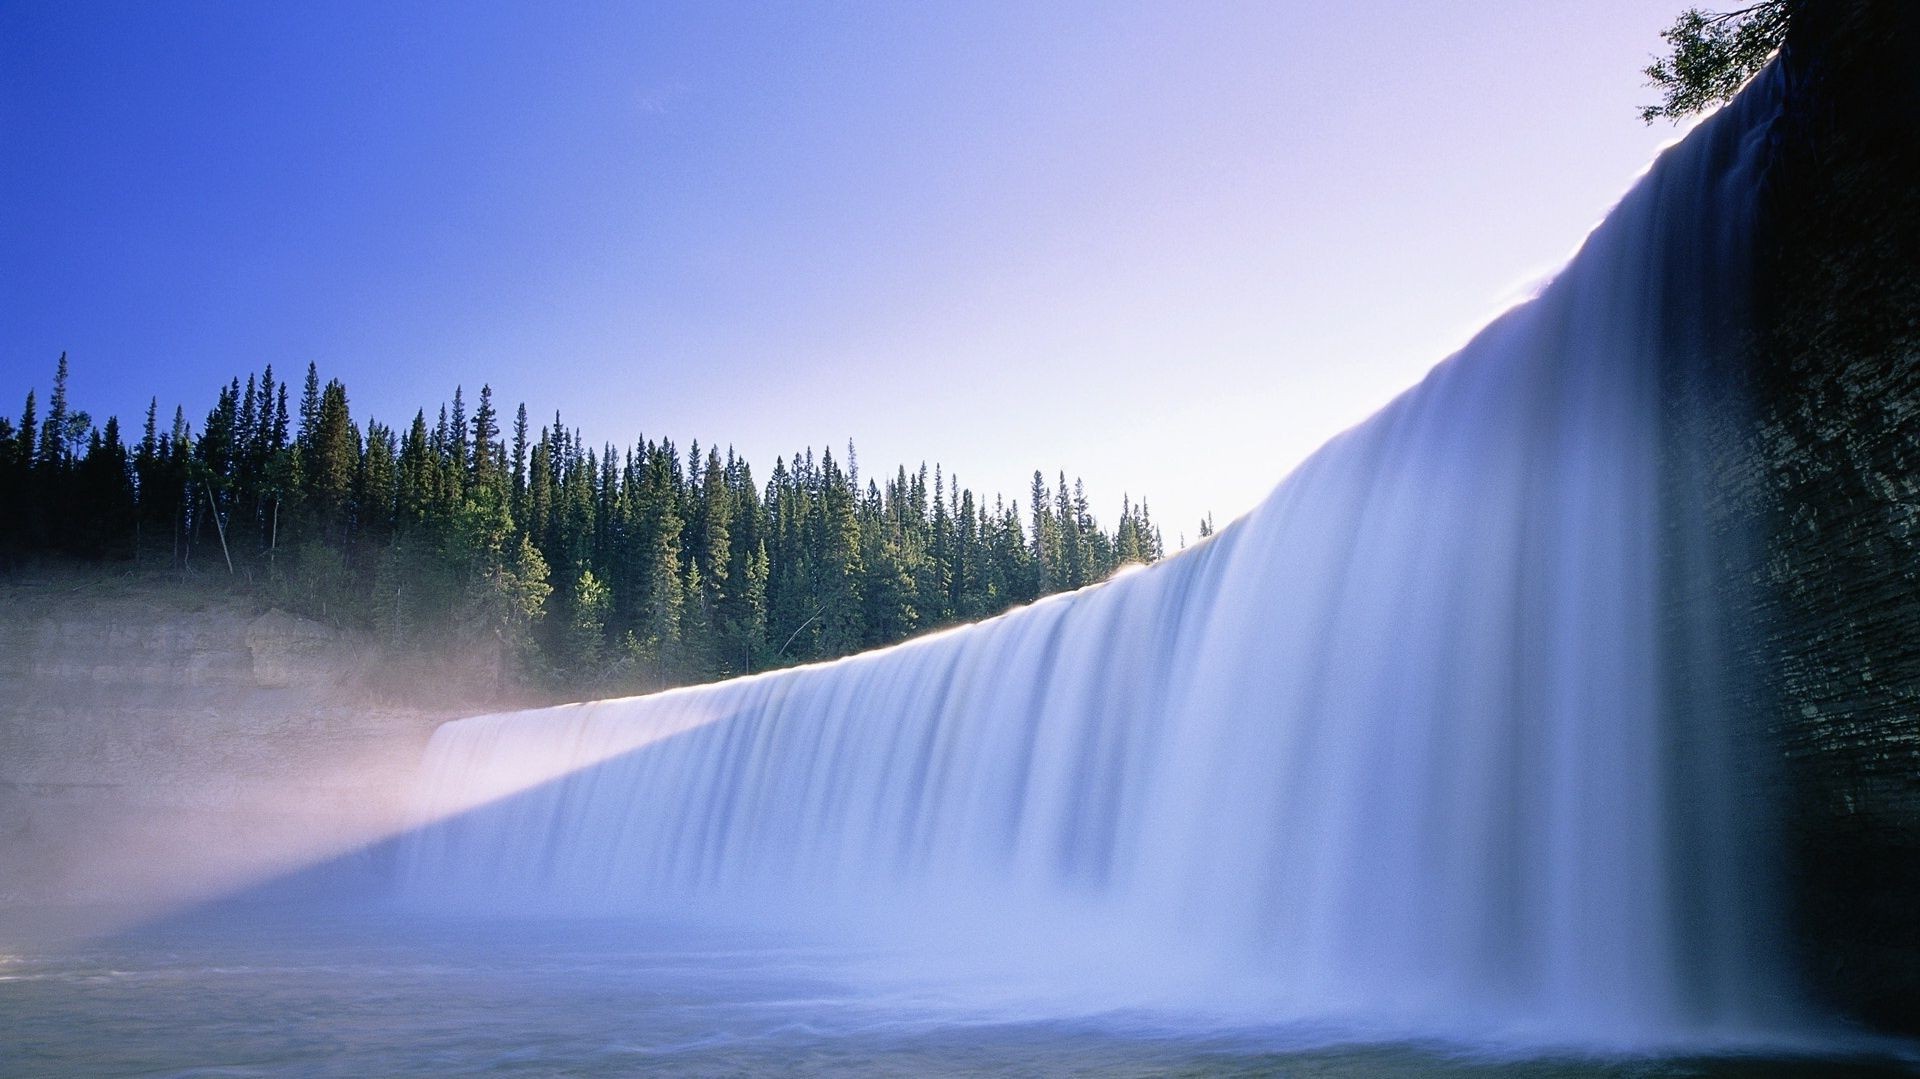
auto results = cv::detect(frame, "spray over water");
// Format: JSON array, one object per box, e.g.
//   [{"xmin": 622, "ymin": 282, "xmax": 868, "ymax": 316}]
[{"xmin": 399, "ymin": 65, "xmax": 1798, "ymax": 1050}]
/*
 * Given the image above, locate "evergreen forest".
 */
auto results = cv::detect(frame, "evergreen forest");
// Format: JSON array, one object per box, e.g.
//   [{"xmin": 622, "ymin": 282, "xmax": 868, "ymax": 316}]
[{"xmin": 0, "ymin": 354, "xmax": 1175, "ymax": 693}]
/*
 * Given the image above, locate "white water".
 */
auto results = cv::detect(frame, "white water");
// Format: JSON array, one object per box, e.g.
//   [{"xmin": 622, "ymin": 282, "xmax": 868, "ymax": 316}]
[{"xmin": 399, "ymin": 67, "xmax": 1802, "ymax": 1050}]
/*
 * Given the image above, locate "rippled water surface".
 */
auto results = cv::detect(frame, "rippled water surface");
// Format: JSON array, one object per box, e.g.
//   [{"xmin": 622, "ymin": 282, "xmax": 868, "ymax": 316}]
[{"xmin": 2, "ymin": 911, "xmax": 1911, "ymax": 1078}]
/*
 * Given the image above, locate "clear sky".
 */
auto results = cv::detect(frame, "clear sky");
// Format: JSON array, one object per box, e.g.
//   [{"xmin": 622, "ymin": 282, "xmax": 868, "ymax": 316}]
[{"xmin": 1, "ymin": 1, "xmax": 1699, "ymax": 542}]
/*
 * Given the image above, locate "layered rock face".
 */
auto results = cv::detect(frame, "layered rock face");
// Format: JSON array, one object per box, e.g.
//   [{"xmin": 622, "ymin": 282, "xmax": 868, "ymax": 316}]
[
  {"xmin": 1743, "ymin": 0, "xmax": 1920, "ymax": 1033},
  {"xmin": 0, "ymin": 575, "xmax": 488, "ymax": 913}
]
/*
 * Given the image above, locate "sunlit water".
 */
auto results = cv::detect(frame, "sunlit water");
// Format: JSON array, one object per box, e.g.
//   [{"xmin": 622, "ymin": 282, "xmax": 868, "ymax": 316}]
[{"xmin": 2, "ymin": 911, "xmax": 1911, "ymax": 1078}]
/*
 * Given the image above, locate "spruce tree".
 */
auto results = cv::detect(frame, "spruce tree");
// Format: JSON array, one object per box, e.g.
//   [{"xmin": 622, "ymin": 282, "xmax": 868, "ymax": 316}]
[
  {"xmin": 38, "ymin": 353, "xmax": 69, "ymax": 468},
  {"xmin": 510, "ymin": 403, "xmax": 530, "ymax": 527},
  {"xmin": 565, "ymin": 567, "xmax": 610, "ymax": 672},
  {"xmin": 14, "ymin": 391, "xmax": 36, "ymax": 468},
  {"xmin": 297, "ymin": 363, "xmax": 321, "ymax": 453},
  {"xmin": 309, "ymin": 380, "xmax": 357, "ymax": 539},
  {"xmin": 471, "ymin": 384, "xmax": 500, "ymax": 492},
  {"xmin": 814, "ymin": 447, "xmax": 866, "ymax": 654}
]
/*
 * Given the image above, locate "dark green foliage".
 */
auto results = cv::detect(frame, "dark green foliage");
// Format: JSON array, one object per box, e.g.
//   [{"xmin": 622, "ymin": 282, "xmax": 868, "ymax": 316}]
[
  {"xmin": 0, "ymin": 355, "xmax": 1174, "ymax": 694},
  {"xmin": 1642, "ymin": 2, "xmax": 1793, "ymax": 123}
]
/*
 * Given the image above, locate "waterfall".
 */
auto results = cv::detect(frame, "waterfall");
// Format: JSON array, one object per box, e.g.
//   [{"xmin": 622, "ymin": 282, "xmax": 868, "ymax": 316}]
[{"xmin": 397, "ymin": 65, "xmax": 1800, "ymax": 1048}]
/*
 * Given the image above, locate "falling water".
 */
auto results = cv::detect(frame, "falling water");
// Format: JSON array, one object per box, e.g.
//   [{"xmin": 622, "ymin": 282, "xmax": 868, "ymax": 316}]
[{"xmin": 398, "ymin": 65, "xmax": 1801, "ymax": 1049}]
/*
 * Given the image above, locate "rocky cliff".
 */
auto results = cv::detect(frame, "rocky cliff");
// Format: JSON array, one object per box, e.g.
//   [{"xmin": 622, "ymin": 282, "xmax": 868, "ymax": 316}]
[{"xmin": 1745, "ymin": 0, "xmax": 1920, "ymax": 1033}]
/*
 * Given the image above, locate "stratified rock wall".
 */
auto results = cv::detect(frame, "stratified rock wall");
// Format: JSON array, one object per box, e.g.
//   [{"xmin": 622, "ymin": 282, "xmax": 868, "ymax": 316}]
[{"xmin": 1750, "ymin": 0, "xmax": 1920, "ymax": 1033}]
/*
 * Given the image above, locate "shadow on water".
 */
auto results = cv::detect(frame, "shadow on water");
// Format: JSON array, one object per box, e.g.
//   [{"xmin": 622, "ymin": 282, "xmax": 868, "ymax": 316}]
[
  {"xmin": 158, "ymin": 696, "xmax": 741, "ymax": 918},
  {"xmin": 0, "ymin": 716, "xmax": 1901, "ymax": 1078}
]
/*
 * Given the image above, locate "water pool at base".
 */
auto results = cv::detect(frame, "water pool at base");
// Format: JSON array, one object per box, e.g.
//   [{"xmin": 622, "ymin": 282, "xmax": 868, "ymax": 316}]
[{"xmin": 2, "ymin": 913, "xmax": 1910, "ymax": 1078}]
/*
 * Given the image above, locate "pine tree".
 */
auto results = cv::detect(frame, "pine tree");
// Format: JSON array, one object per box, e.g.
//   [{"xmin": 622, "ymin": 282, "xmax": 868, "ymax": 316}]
[
  {"xmin": 38, "ymin": 353, "xmax": 69, "ymax": 468},
  {"xmin": 138, "ymin": 399, "xmax": 158, "ymax": 474},
  {"xmin": 692, "ymin": 447, "xmax": 732, "ymax": 673},
  {"xmin": 509, "ymin": 403, "xmax": 530, "ymax": 528},
  {"xmin": 357, "ymin": 421, "xmax": 398, "ymax": 545},
  {"xmin": 527, "ymin": 433, "xmax": 553, "ymax": 552},
  {"xmin": 960, "ymin": 487, "xmax": 986, "ymax": 616},
  {"xmin": 237, "ymin": 374, "xmax": 259, "ymax": 495},
  {"xmin": 448, "ymin": 386, "xmax": 469, "ymax": 482},
  {"xmin": 272, "ymin": 382, "xmax": 290, "ymax": 452},
  {"xmin": 813, "ymin": 447, "xmax": 866, "ymax": 654},
  {"xmin": 297, "ymin": 363, "xmax": 321, "ymax": 452},
  {"xmin": 1116, "ymin": 494, "xmax": 1142, "ymax": 564},
  {"xmin": 565, "ymin": 567, "xmax": 610, "ymax": 672},
  {"xmin": 641, "ymin": 460, "xmax": 685, "ymax": 666},
  {"xmin": 255, "ymin": 367, "xmax": 279, "ymax": 460},
  {"xmin": 721, "ymin": 454, "xmax": 769, "ymax": 672},
  {"xmin": 74, "ymin": 416, "xmax": 135, "ymax": 558},
  {"xmin": 14, "ymin": 391, "xmax": 36, "ymax": 469},
  {"xmin": 471, "ymin": 384, "xmax": 500, "ymax": 492},
  {"xmin": 395, "ymin": 411, "xmax": 433, "ymax": 529},
  {"xmin": 309, "ymin": 380, "xmax": 357, "ymax": 539}
]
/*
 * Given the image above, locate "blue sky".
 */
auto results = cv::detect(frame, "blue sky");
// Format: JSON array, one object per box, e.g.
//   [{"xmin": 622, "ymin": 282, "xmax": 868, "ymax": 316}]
[{"xmin": 2, "ymin": 1, "xmax": 1698, "ymax": 539}]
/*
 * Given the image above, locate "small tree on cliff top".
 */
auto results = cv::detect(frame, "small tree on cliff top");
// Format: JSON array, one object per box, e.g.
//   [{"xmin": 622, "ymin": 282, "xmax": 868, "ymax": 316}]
[{"xmin": 1642, "ymin": 2, "xmax": 1793, "ymax": 122}]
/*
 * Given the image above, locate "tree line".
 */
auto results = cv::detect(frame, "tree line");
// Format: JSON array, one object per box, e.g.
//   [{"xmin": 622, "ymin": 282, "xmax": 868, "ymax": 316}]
[{"xmin": 0, "ymin": 353, "xmax": 1170, "ymax": 692}]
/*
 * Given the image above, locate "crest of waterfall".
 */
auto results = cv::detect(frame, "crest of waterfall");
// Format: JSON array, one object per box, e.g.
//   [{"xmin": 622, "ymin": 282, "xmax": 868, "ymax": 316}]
[{"xmin": 398, "ymin": 64, "xmax": 1801, "ymax": 1048}]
